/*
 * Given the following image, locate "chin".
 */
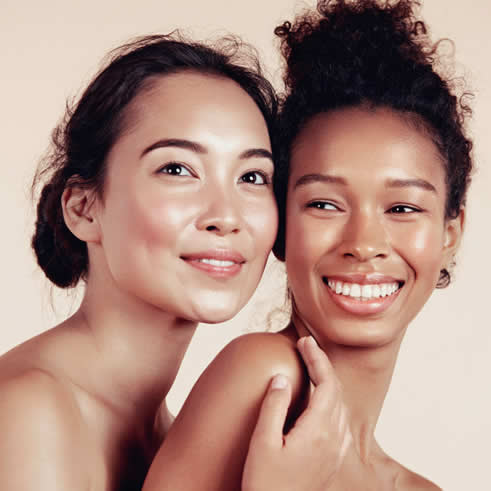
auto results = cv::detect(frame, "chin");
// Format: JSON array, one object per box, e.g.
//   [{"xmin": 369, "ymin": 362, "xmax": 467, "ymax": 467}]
[
  {"xmin": 188, "ymin": 290, "xmax": 249, "ymax": 324},
  {"xmin": 187, "ymin": 296, "xmax": 247, "ymax": 325},
  {"xmin": 189, "ymin": 308, "xmax": 239, "ymax": 325},
  {"xmin": 318, "ymin": 319, "xmax": 406, "ymax": 349}
]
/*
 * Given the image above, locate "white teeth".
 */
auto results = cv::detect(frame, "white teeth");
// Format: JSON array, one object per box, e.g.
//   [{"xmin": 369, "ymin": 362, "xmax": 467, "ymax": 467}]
[
  {"xmin": 349, "ymin": 284, "xmax": 361, "ymax": 298},
  {"xmin": 198, "ymin": 258, "xmax": 235, "ymax": 267},
  {"xmin": 372, "ymin": 284, "xmax": 381, "ymax": 298},
  {"xmin": 326, "ymin": 279, "xmax": 400, "ymax": 300},
  {"xmin": 361, "ymin": 284, "xmax": 372, "ymax": 299},
  {"xmin": 381, "ymin": 284, "xmax": 387, "ymax": 297}
]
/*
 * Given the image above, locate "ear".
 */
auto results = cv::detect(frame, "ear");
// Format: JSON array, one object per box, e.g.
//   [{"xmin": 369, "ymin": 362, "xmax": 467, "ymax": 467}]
[
  {"xmin": 61, "ymin": 186, "xmax": 101, "ymax": 243},
  {"xmin": 441, "ymin": 207, "xmax": 465, "ymax": 267}
]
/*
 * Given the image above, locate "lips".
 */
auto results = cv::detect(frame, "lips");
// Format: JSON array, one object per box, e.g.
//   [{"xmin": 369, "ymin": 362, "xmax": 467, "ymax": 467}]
[
  {"xmin": 325, "ymin": 278, "xmax": 401, "ymax": 300},
  {"xmin": 322, "ymin": 274, "xmax": 404, "ymax": 315},
  {"xmin": 181, "ymin": 250, "xmax": 245, "ymax": 278}
]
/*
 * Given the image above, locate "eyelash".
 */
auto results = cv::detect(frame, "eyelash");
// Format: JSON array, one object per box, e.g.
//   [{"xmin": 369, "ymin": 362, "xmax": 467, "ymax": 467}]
[
  {"xmin": 157, "ymin": 163, "xmax": 271, "ymax": 187},
  {"xmin": 158, "ymin": 162, "xmax": 194, "ymax": 177},
  {"xmin": 307, "ymin": 201, "xmax": 340, "ymax": 211},
  {"xmin": 387, "ymin": 204, "xmax": 422, "ymax": 214},
  {"xmin": 239, "ymin": 170, "xmax": 271, "ymax": 186},
  {"xmin": 306, "ymin": 202, "xmax": 423, "ymax": 215}
]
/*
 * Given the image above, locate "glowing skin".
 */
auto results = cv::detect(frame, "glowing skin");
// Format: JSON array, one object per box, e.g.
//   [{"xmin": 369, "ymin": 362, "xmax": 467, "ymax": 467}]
[
  {"xmin": 286, "ymin": 107, "xmax": 459, "ymax": 348},
  {"xmin": 91, "ymin": 72, "xmax": 278, "ymax": 323}
]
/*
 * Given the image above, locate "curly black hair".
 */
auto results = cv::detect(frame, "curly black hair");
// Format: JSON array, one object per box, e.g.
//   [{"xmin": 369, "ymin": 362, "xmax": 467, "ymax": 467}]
[
  {"xmin": 32, "ymin": 33, "xmax": 277, "ymax": 288},
  {"xmin": 272, "ymin": 0, "xmax": 473, "ymax": 287}
]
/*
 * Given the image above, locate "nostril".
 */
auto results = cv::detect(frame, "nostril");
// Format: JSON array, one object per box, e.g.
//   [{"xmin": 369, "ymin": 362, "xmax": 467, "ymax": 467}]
[{"xmin": 206, "ymin": 225, "xmax": 218, "ymax": 231}]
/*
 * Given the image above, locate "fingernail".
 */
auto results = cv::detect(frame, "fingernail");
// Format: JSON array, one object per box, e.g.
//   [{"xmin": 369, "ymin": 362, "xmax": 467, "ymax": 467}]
[
  {"xmin": 297, "ymin": 337, "xmax": 304, "ymax": 349},
  {"xmin": 271, "ymin": 374, "xmax": 288, "ymax": 390},
  {"xmin": 306, "ymin": 336, "xmax": 317, "ymax": 348}
]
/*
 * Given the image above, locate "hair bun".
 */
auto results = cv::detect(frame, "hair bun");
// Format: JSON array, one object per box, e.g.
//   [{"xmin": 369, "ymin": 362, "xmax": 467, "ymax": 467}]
[{"xmin": 32, "ymin": 182, "xmax": 87, "ymax": 288}]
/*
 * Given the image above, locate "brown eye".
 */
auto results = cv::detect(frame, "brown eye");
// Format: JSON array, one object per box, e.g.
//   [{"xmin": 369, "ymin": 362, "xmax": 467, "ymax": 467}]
[
  {"xmin": 307, "ymin": 201, "xmax": 338, "ymax": 210},
  {"xmin": 159, "ymin": 163, "xmax": 192, "ymax": 176},
  {"xmin": 240, "ymin": 171, "xmax": 268, "ymax": 185},
  {"xmin": 388, "ymin": 205, "xmax": 420, "ymax": 214}
]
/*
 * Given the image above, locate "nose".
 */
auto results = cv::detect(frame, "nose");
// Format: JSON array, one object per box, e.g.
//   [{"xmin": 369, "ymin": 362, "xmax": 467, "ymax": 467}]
[
  {"xmin": 195, "ymin": 189, "xmax": 241, "ymax": 236},
  {"xmin": 339, "ymin": 209, "xmax": 389, "ymax": 262}
]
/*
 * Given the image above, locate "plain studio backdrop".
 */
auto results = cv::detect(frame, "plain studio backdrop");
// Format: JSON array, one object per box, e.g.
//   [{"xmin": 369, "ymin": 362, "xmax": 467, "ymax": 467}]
[{"xmin": 1, "ymin": 0, "xmax": 490, "ymax": 488}]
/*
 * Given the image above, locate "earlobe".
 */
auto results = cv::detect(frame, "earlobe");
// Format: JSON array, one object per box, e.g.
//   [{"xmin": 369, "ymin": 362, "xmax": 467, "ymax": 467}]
[{"xmin": 61, "ymin": 186, "xmax": 101, "ymax": 243}]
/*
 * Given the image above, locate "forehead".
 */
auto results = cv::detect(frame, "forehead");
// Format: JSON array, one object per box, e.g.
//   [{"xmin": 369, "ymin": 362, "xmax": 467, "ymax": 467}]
[
  {"xmin": 290, "ymin": 107, "xmax": 446, "ymax": 190},
  {"xmin": 120, "ymin": 71, "xmax": 270, "ymax": 145}
]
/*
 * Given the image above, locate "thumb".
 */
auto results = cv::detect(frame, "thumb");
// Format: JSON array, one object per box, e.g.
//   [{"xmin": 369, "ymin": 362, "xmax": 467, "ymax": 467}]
[{"xmin": 250, "ymin": 374, "xmax": 292, "ymax": 450}]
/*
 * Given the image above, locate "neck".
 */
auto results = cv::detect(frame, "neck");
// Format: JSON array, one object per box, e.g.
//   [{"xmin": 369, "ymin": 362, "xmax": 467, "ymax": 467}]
[
  {"xmin": 291, "ymin": 310, "xmax": 405, "ymax": 461},
  {"xmin": 63, "ymin": 272, "xmax": 197, "ymax": 437}
]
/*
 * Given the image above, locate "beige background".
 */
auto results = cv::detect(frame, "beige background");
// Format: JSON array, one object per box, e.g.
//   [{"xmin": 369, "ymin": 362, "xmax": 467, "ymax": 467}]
[{"xmin": 1, "ymin": 0, "xmax": 490, "ymax": 488}]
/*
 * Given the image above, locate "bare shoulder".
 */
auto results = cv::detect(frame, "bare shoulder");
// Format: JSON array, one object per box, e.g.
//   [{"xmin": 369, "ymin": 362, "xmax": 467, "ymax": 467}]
[
  {"xmin": 0, "ymin": 366, "xmax": 81, "ymax": 422},
  {"xmin": 214, "ymin": 331, "xmax": 305, "ymax": 385},
  {"xmin": 396, "ymin": 463, "xmax": 442, "ymax": 490},
  {"xmin": 199, "ymin": 331, "xmax": 308, "ymax": 409},
  {"xmin": 179, "ymin": 330, "xmax": 309, "ymax": 423},
  {"xmin": 0, "ymin": 368, "xmax": 88, "ymax": 489},
  {"xmin": 143, "ymin": 332, "xmax": 307, "ymax": 490}
]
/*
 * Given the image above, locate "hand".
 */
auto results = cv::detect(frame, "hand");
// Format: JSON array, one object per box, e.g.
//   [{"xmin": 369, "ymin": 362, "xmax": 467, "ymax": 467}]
[{"xmin": 242, "ymin": 336, "xmax": 351, "ymax": 491}]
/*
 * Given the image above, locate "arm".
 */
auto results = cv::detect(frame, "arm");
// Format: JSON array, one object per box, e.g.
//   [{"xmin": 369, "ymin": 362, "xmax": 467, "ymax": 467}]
[
  {"xmin": 0, "ymin": 370, "xmax": 89, "ymax": 490},
  {"xmin": 142, "ymin": 332, "xmax": 307, "ymax": 491},
  {"xmin": 242, "ymin": 336, "xmax": 351, "ymax": 491},
  {"xmin": 143, "ymin": 334, "xmax": 351, "ymax": 491}
]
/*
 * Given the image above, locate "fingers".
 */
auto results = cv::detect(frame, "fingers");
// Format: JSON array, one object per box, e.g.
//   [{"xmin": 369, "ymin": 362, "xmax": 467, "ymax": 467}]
[
  {"xmin": 297, "ymin": 336, "xmax": 335, "ymax": 387},
  {"xmin": 250, "ymin": 374, "xmax": 292, "ymax": 450},
  {"xmin": 289, "ymin": 337, "xmax": 347, "ymax": 448}
]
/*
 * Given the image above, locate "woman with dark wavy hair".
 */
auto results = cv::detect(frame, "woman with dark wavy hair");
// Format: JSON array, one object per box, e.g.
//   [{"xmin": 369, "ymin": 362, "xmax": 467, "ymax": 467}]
[
  {"xmin": 0, "ymin": 33, "xmax": 348, "ymax": 490},
  {"xmin": 143, "ymin": 1, "xmax": 473, "ymax": 489}
]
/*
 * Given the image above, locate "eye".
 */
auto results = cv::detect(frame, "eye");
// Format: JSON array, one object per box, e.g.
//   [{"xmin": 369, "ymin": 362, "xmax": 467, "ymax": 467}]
[
  {"xmin": 307, "ymin": 201, "xmax": 339, "ymax": 211},
  {"xmin": 239, "ymin": 170, "xmax": 270, "ymax": 185},
  {"xmin": 158, "ymin": 162, "xmax": 193, "ymax": 177},
  {"xmin": 387, "ymin": 204, "xmax": 422, "ymax": 214}
]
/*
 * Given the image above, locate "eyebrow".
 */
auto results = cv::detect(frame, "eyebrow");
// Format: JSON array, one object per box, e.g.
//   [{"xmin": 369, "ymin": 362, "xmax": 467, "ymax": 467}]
[
  {"xmin": 141, "ymin": 138, "xmax": 207, "ymax": 157},
  {"xmin": 239, "ymin": 148, "xmax": 273, "ymax": 161},
  {"xmin": 293, "ymin": 173, "xmax": 437, "ymax": 193},
  {"xmin": 293, "ymin": 173, "xmax": 347, "ymax": 189},
  {"xmin": 385, "ymin": 178, "xmax": 437, "ymax": 193},
  {"xmin": 141, "ymin": 138, "xmax": 273, "ymax": 162}
]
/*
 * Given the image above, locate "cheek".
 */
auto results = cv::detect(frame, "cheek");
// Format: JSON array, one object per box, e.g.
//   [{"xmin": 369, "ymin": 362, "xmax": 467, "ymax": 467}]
[
  {"xmin": 118, "ymin": 187, "xmax": 199, "ymax": 250},
  {"xmin": 395, "ymin": 222, "xmax": 445, "ymax": 277},
  {"xmin": 143, "ymin": 199, "xmax": 193, "ymax": 245}
]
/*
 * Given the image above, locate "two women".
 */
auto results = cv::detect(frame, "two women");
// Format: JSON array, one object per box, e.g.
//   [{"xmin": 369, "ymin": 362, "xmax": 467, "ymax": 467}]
[
  {"xmin": 1, "ymin": 0, "xmax": 473, "ymax": 489},
  {"xmin": 0, "ymin": 35, "xmax": 346, "ymax": 490},
  {"xmin": 143, "ymin": 0, "xmax": 473, "ymax": 489}
]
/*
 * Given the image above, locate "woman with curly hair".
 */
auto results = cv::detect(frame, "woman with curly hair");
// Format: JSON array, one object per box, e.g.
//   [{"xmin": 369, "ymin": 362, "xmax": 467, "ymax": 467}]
[
  {"xmin": 143, "ymin": 1, "xmax": 472, "ymax": 489},
  {"xmin": 0, "ymin": 33, "xmax": 348, "ymax": 490}
]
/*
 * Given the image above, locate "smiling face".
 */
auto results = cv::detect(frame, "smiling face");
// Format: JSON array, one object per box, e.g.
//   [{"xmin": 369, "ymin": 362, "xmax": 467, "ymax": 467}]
[
  {"xmin": 285, "ymin": 107, "xmax": 462, "ymax": 348},
  {"xmin": 88, "ymin": 72, "xmax": 277, "ymax": 323}
]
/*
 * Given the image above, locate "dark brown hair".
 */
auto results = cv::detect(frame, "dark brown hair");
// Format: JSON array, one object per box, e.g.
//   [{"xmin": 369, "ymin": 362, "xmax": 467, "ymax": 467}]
[{"xmin": 32, "ymin": 33, "xmax": 278, "ymax": 288}]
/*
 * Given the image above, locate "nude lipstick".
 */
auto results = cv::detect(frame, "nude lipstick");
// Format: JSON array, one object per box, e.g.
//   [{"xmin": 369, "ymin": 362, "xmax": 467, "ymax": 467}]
[
  {"xmin": 181, "ymin": 250, "xmax": 245, "ymax": 278},
  {"xmin": 323, "ymin": 274, "xmax": 403, "ymax": 315}
]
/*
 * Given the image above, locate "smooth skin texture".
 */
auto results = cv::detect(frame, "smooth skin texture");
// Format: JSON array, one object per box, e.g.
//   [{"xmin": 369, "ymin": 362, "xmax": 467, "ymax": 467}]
[
  {"xmin": 143, "ymin": 107, "xmax": 463, "ymax": 490},
  {"xmin": 242, "ymin": 335, "xmax": 352, "ymax": 491},
  {"xmin": 284, "ymin": 108, "xmax": 462, "ymax": 489},
  {"xmin": 0, "ymin": 72, "xmax": 279, "ymax": 490},
  {"xmin": 143, "ymin": 332, "xmax": 351, "ymax": 491}
]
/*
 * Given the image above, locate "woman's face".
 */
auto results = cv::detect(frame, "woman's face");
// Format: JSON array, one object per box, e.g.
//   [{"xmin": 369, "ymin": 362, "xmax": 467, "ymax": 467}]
[
  {"xmin": 91, "ymin": 72, "xmax": 277, "ymax": 323},
  {"xmin": 285, "ymin": 107, "xmax": 462, "ymax": 348}
]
